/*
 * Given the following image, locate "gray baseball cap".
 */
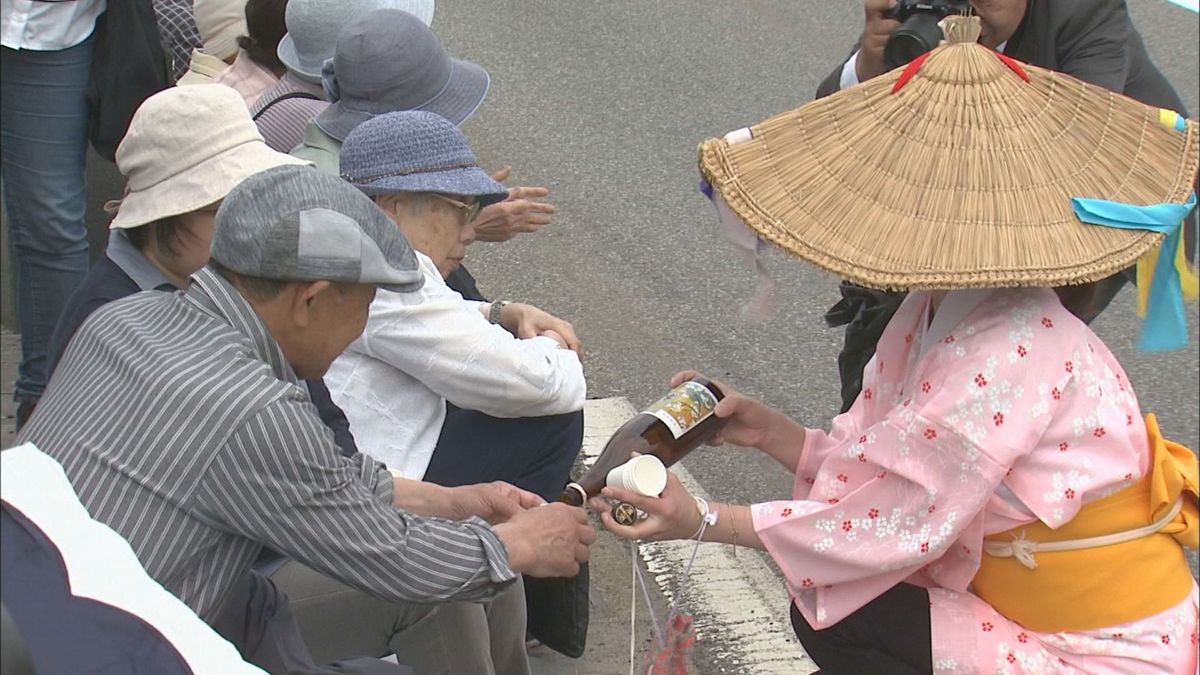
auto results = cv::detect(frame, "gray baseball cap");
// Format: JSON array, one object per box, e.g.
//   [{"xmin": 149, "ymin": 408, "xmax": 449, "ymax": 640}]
[{"xmin": 211, "ymin": 165, "xmax": 424, "ymax": 293}]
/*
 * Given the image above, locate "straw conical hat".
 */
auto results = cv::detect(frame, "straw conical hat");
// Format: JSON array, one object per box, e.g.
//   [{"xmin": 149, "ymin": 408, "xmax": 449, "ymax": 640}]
[{"xmin": 698, "ymin": 16, "xmax": 1199, "ymax": 290}]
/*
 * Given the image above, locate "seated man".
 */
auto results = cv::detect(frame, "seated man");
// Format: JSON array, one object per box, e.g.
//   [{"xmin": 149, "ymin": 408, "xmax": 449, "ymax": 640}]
[
  {"xmin": 329, "ymin": 110, "xmax": 587, "ymax": 503},
  {"xmin": 16, "ymin": 165, "xmax": 593, "ymax": 674},
  {"xmin": 42, "ymin": 84, "xmax": 356, "ymax": 454},
  {"xmin": 814, "ymin": 0, "xmax": 1193, "ymax": 413}
]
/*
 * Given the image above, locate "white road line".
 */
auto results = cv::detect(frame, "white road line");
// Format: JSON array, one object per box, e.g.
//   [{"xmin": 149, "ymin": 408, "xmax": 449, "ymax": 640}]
[
  {"xmin": 582, "ymin": 398, "xmax": 818, "ymax": 675},
  {"xmin": 1164, "ymin": 0, "xmax": 1198, "ymax": 12}
]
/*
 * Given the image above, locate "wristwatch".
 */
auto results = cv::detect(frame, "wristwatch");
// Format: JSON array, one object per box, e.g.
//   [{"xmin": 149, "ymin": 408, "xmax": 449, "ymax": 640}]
[{"xmin": 488, "ymin": 300, "xmax": 510, "ymax": 325}]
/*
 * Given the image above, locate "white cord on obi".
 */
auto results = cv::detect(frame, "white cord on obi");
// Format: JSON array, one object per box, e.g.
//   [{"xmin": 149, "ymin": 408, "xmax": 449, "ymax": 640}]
[{"xmin": 984, "ymin": 496, "xmax": 1185, "ymax": 569}]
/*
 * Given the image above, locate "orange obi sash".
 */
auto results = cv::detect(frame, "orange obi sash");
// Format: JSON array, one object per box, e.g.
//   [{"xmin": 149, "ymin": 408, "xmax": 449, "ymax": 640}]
[{"xmin": 972, "ymin": 414, "xmax": 1199, "ymax": 633}]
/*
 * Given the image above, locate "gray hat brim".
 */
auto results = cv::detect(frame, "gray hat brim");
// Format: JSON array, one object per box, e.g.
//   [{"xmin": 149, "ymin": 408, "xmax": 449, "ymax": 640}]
[
  {"xmin": 351, "ymin": 165, "xmax": 509, "ymax": 207},
  {"xmin": 314, "ymin": 58, "xmax": 490, "ymax": 141},
  {"xmin": 277, "ymin": 34, "xmax": 322, "ymax": 83}
]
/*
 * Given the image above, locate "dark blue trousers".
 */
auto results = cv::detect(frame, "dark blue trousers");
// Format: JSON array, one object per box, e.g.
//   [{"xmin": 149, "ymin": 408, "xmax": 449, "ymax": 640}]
[{"xmin": 423, "ymin": 404, "xmax": 584, "ymax": 502}]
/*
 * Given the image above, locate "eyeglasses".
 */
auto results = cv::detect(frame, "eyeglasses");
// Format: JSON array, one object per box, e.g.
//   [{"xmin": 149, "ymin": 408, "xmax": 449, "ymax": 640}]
[{"xmin": 430, "ymin": 193, "xmax": 482, "ymax": 223}]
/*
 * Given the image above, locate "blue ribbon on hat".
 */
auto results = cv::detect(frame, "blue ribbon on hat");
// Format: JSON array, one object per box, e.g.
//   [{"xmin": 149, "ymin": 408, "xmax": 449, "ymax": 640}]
[
  {"xmin": 1071, "ymin": 192, "xmax": 1197, "ymax": 352},
  {"xmin": 321, "ymin": 58, "xmax": 341, "ymax": 103}
]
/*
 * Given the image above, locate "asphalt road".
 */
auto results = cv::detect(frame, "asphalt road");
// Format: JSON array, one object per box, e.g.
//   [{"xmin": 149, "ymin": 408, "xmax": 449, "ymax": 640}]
[{"xmin": 439, "ymin": 0, "xmax": 1198, "ymax": 498}]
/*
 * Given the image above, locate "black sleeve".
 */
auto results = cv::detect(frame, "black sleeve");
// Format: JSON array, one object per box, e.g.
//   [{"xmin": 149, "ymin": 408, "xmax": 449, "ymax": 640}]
[
  {"xmin": 46, "ymin": 258, "xmax": 147, "ymax": 381},
  {"xmin": 306, "ymin": 377, "xmax": 359, "ymax": 457},
  {"xmin": 1050, "ymin": 0, "xmax": 1132, "ymax": 93}
]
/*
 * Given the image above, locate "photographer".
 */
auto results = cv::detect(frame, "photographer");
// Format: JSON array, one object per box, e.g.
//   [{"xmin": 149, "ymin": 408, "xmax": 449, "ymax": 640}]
[{"xmin": 816, "ymin": 0, "xmax": 1193, "ymax": 413}]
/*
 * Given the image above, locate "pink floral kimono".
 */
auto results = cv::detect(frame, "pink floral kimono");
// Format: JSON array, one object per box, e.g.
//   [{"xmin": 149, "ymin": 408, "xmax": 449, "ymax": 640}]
[{"xmin": 753, "ymin": 287, "xmax": 1198, "ymax": 674}]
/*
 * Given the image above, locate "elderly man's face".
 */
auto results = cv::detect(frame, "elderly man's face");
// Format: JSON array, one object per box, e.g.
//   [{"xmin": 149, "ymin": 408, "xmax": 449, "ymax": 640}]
[
  {"xmin": 377, "ymin": 194, "xmax": 477, "ymax": 279},
  {"xmin": 970, "ymin": 0, "xmax": 1027, "ymax": 49},
  {"xmin": 290, "ymin": 282, "xmax": 377, "ymax": 379}
]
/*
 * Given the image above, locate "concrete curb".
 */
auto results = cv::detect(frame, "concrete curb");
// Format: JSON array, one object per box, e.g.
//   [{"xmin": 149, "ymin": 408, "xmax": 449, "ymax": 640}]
[{"xmin": 578, "ymin": 398, "xmax": 816, "ymax": 675}]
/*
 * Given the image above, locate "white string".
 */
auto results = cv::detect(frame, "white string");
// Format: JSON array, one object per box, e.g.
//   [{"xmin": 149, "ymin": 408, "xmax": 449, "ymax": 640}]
[
  {"xmin": 630, "ymin": 543, "xmax": 637, "ymax": 675},
  {"xmin": 665, "ymin": 521, "xmax": 707, "ymax": 622},
  {"xmin": 626, "ymin": 517, "xmax": 710, "ymax": 673}
]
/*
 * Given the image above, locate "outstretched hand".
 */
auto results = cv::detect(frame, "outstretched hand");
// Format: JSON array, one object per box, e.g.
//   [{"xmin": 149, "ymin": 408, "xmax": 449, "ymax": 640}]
[{"xmin": 473, "ymin": 167, "xmax": 556, "ymax": 242}]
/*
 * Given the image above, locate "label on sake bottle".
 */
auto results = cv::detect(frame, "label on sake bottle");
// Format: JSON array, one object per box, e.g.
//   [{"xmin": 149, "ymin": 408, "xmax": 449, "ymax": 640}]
[{"xmin": 641, "ymin": 381, "xmax": 719, "ymax": 439}]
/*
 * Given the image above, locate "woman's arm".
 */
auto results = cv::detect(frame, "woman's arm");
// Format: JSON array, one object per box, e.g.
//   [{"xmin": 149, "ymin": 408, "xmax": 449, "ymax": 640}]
[{"xmin": 590, "ymin": 469, "xmax": 766, "ymax": 550}]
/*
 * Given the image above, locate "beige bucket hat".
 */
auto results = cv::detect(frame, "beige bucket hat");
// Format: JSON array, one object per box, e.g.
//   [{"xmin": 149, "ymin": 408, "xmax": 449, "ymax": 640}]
[
  {"xmin": 109, "ymin": 84, "xmax": 309, "ymax": 230},
  {"xmin": 698, "ymin": 16, "xmax": 1199, "ymax": 291}
]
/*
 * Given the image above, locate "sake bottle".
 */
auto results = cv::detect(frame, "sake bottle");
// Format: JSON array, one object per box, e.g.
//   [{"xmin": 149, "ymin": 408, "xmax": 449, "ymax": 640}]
[{"xmin": 560, "ymin": 377, "xmax": 726, "ymax": 506}]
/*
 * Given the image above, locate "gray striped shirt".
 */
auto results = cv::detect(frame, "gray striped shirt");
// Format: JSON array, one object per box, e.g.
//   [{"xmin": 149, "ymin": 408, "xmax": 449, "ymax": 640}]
[{"xmin": 17, "ymin": 267, "xmax": 516, "ymax": 620}]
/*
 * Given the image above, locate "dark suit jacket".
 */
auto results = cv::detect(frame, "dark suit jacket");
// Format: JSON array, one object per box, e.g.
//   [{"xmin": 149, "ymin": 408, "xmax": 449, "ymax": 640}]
[{"xmin": 815, "ymin": 0, "xmax": 1188, "ymax": 115}]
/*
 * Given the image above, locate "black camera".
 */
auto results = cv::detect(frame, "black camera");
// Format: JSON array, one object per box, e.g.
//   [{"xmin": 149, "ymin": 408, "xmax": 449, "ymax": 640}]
[{"xmin": 882, "ymin": 0, "xmax": 972, "ymax": 68}]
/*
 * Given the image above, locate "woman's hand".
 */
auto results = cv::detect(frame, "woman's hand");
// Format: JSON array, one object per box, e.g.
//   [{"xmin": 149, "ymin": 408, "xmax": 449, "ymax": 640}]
[
  {"xmin": 669, "ymin": 371, "xmax": 808, "ymax": 471},
  {"xmin": 670, "ymin": 371, "xmax": 779, "ymax": 449},
  {"xmin": 589, "ymin": 466, "xmax": 701, "ymax": 542}
]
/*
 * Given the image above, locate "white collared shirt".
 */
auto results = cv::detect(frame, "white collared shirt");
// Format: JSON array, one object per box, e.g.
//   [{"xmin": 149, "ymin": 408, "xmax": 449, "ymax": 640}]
[
  {"xmin": 324, "ymin": 252, "xmax": 587, "ymax": 479},
  {"xmin": 1, "ymin": 0, "xmax": 105, "ymax": 50}
]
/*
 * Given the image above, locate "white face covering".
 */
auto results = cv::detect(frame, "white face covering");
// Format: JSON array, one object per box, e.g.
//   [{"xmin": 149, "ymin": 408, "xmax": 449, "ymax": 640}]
[{"xmin": 703, "ymin": 127, "xmax": 777, "ymax": 322}]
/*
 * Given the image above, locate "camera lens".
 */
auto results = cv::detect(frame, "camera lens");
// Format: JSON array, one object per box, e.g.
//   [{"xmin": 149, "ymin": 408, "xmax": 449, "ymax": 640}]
[{"xmin": 884, "ymin": 12, "xmax": 945, "ymax": 68}]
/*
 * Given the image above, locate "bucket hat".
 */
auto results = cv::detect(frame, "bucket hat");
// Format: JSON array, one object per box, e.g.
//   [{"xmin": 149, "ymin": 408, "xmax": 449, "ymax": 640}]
[
  {"xmin": 339, "ymin": 110, "xmax": 508, "ymax": 206},
  {"xmin": 212, "ymin": 165, "xmax": 424, "ymax": 292},
  {"xmin": 314, "ymin": 8, "xmax": 489, "ymax": 141},
  {"xmin": 276, "ymin": 0, "xmax": 434, "ymax": 84},
  {"xmin": 194, "ymin": 0, "xmax": 248, "ymax": 61},
  {"xmin": 108, "ymin": 85, "xmax": 309, "ymax": 230},
  {"xmin": 698, "ymin": 16, "xmax": 1199, "ymax": 292}
]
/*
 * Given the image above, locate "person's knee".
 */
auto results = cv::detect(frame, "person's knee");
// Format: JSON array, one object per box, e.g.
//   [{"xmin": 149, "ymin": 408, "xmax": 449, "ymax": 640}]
[{"xmin": 545, "ymin": 409, "xmax": 584, "ymax": 456}]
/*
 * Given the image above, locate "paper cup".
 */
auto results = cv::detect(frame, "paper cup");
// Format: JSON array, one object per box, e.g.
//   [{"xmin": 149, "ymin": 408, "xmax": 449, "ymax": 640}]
[{"xmin": 606, "ymin": 455, "xmax": 667, "ymax": 497}]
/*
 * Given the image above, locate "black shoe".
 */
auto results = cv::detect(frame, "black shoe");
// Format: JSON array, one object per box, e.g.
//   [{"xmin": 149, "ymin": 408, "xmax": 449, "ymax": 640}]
[{"xmin": 14, "ymin": 400, "xmax": 36, "ymax": 431}]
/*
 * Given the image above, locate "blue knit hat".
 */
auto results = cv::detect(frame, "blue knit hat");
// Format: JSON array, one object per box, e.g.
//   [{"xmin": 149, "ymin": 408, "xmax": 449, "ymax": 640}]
[{"xmin": 339, "ymin": 111, "xmax": 508, "ymax": 206}]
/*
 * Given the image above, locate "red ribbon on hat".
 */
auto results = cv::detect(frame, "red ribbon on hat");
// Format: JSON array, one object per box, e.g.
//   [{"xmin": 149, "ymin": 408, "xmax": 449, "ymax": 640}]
[
  {"xmin": 891, "ymin": 51, "xmax": 933, "ymax": 94},
  {"xmin": 892, "ymin": 49, "xmax": 1030, "ymax": 94},
  {"xmin": 994, "ymin": 52, "xmax": 1030, "ymax": 82}
]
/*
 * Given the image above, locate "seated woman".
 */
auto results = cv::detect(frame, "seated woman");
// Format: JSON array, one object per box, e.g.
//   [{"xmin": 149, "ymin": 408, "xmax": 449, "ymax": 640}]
[
  {"xmin": 42, "ymin": 85, "xmax": 356, "ymax": 454},
  {"xmin": 594, "ymin": 17, "xmax": 1198, "ymax": 675}
]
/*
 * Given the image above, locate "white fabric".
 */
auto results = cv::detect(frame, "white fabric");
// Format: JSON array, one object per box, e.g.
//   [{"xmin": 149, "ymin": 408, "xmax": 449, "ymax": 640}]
[
  {"xmin": 194, "ymin": 0, "xmax": 246, "ymax": 60},
  {"xmin": 1, "ymin": 0, "xmax": 105, "ymax": 50},
  {"xmin": 177, "ymin": 50, "xmax": 231, "ymax": 85},
  {"xmin": 325, "ymin": 252, "xmax": 586, "ymax": 478},
  {"xmin": 0, "ymin": 444, "xmax": 267, "ymax": 674},
  {"xmin": 839, "ymin": 50, "xmax": 862, "ymax": 90}
]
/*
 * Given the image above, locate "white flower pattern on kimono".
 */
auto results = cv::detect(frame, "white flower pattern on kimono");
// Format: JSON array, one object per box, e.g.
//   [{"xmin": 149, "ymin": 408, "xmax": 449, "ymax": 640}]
[{"xmin": 749, "ymin": 289, "xmax": 1195, "ymax": 674}]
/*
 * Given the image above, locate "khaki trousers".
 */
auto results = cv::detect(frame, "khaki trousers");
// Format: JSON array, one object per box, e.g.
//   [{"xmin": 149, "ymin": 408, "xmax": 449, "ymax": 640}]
[{"xmin": 270, "ymin": 562, "xmax": 531, "ymax": 675}]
